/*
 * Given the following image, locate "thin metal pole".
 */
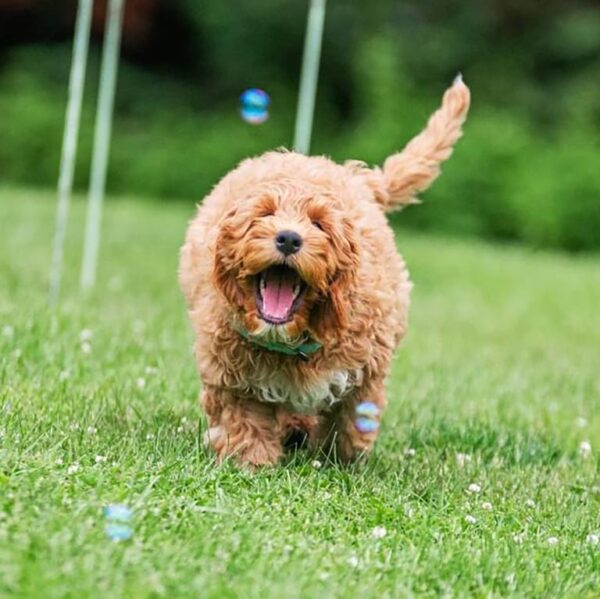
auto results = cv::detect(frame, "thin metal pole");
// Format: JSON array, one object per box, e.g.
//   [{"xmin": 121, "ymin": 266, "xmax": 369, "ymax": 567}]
[
  {"xmin": 293, "ymin": 0, "xmax": 327, "ymax": 155},
  {"xmin": 80, "ymin": 0, "xmax": 125, "ymax": 290},
  {"xmin": 49, "ymin": 0, "xmax": 93, "ymax": 305}
]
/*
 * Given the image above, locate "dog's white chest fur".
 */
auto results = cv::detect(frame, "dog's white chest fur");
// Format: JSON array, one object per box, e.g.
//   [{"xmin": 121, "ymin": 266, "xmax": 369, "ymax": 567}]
[{"xmin": 254, "ymin": 368, "xmax": 362, "ymax": 413}]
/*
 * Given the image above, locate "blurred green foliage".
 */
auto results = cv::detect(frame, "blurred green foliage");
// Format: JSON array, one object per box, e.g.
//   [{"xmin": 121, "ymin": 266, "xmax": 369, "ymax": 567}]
[{"xmin": 0, "ymin": 0, "xmax": 598, "ymax": 250}]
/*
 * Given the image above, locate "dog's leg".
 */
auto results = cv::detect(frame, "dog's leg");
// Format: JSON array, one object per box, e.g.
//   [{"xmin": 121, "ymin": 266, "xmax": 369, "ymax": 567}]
[
  {"xmin": 201, "ymin": 388, "xmax": 284, "ymax": 467},
  {"xmin": 316, "ymin": 380, "xmax": 386, "ymax": 463}
]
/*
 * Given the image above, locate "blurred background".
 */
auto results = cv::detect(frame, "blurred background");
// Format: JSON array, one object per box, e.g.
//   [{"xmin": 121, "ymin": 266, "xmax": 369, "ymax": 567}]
[{"xmin": 0, "ymin": 0, "xmax": 599, "ymax": 251}]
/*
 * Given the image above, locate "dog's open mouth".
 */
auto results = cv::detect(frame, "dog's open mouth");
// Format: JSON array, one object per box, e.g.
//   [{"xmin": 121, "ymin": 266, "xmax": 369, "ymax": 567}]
[{"xmin": 255, "ymin": 265, "xmax": 306, "ymax": 324}]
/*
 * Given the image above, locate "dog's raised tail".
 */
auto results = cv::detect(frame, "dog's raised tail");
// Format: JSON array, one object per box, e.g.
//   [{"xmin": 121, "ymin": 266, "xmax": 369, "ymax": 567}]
[{"xmin": 368, "ymin": 75, "xmax": 470, "ymax": 212}]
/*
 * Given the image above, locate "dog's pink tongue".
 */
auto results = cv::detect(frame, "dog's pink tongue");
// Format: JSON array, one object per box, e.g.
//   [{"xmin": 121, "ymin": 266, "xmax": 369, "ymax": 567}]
[{"xmin": 262, "ymin": 271, "xmax": 295, "ymax": 320}]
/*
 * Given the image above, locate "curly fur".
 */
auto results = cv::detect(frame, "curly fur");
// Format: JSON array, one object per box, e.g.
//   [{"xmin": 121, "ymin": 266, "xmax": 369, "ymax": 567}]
[{"xmin": 179, "ymin": 78, "xmax": 470, "ymax": 467}]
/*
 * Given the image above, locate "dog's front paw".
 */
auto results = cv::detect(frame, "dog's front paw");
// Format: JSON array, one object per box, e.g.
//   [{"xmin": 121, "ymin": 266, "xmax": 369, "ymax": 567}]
[
  {"xmin": 237, "ymin": 442, "xmax": 282, "ymax": 469},
  {"xmin": 216, "ymin": 442, "xmax": 282, "ymax": 470},
  {"xmin": 207, "ymin": 427, "xmax": 282, "ymax": 468},
  {"xmin": 335, "ymin": 433, "xmax": 374, "ymax": 464},
  {"xmin": 203, "ymin": 425, "xmax": 223, "ymax": 447}
]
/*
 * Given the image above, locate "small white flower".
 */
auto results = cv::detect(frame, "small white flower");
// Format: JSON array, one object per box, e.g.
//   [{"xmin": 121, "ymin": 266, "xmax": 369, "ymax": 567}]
[
  {"xmin": 145, "ymin": 366, "xmax": 158, "ymax": 376},
  {"xmin": 371, "ymin": 526, "xmax": 387, "ymax": 539},
  {"xmin": 525, "ymin": 499, "xmax": 536, "ymax": 508},
  {"xmin": 79, "ymin": 329, "xmax": 93, "ymax": 342},
  {"xmin": 136, "ymin": 377, "xmax": 146, "ymax": 390},
  {"xmin": 586, "ymin": 534, "xmax": 599, "ymax": 546},
  {"xmin": 347, "ymin": 556, "xmax": 359, "ymax": 568},
  {"xmin": 575, "ymin": 416, "xmax": 588, "ymax": 428},
  {"xmin": 67, "ymin": 463, "xmax": 80, "ymax": 475},
  {"xmin": 146, "ymin": 433, "xmax": 155, "ymax": 440},
  {"xmin": 95, "ymin": 455, "xmax": 107, "ymax": 464},
  {"xmin": 592, "ymin": 486, "xmax": 600, "ymax": 495},
  {"xmin": 55, "ymin": 458, "xmax": 64, "ymax": 465},
  {"xmin": 547, "ymin": 536, "xmax": 559, "ymax": 546},
  {"xmin": 59, "ymin": 369, "xmax": 70, "ymax": 382},
  {"xmin": 181, "ymin": 416, "xmax": 188, "ymax": 424},
  {"xmin": 512, "ymin": 532, "xmax": 526, "ymax": 544},
  {"xmin": 464, "ymin": 514, "xmax": 477, "ymax": 524},
  {"xmin": 311, "ymin": 460, "xmax": 323, "ymax": 469},
  {"xmin": 176, "ymin": 426, "xmax": 184, "ymax": 433},
  {"xmin": 69, "ymin": 422, "xmax": 80, "ymax": 431},
  {"xmin": 86, "ymin": 426, "xmax": 97, "ymax": 435},
  {"xmin": 2, "ymin": 325, "xmax": 14, "ymax": 338},
  {"xmin": 467, "ymin": 483, "xmax": 482, "ymax": 494},
  {"xmin": 579, "ymin": 440, "xmax": 592, "ymax": 459},
  {"xmin": 81, "ymin": 341, "xmax": 92, "ymax": 354},
  {"xmin": 403, "ymin": 447, "xmax": 416, "ymax": 458},
  {"xmin": 455, "ymin": 452, "xmax": 472, "ymax": 468},
  {"xmin": 481, "ymin": 501, "xmax": 493, "ymax": 511}
]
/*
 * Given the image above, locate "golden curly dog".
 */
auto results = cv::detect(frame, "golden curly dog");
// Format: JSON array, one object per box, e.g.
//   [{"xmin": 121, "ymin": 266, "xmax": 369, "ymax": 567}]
[{"xmin": 180, "ymin": 77, "xmax": 470, "ymax": 467}]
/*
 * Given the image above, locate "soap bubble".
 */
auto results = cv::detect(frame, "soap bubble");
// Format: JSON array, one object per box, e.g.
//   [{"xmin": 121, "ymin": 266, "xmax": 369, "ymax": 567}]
[
  {"xmin": 104, "ymin": 504, "xmax": 133, "ymax": 542},
  {"xmin": 105, "ymin": 522, "xmax": 133, "ymax": 541},
  {"xmin": 355, "ymin": 401, "xmax": 380, "ymax": 417},
  {"xmin": 240, "ymin": 88, "xmax": 270, "ymax": 125},
  {"xmin": 241, "ymin": 106, "xmax": 269, "ymax": 124},
  {"xmin": 104, "ymin": 504, "xmax": 132, "ymax": 521},
  {"xmin": 355, "ymin": 401, "xmax": 380, "ymax": 433},
  {"xmin": 355, "ymin": 417, "xmax": 379, "ymax": 434}
]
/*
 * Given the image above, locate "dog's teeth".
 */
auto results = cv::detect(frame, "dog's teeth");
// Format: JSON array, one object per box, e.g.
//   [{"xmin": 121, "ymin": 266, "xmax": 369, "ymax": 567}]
[{"xmin": 260, "ymin": 276, "xmax": 266, "ymax": 294}]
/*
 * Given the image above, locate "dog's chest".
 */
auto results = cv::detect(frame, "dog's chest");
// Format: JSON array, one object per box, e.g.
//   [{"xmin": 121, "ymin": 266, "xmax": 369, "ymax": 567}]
[{"xmin": 253, "ymin": 368, "xmax": 363, "ymax": 413}]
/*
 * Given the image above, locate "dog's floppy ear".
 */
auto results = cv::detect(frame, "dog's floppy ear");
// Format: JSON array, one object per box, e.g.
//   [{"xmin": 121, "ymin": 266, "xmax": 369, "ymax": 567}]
[
  {"xmin": 213, "ymin": 247, "xmax": 244, "ymax": 308},
  {"xmin": 310, "ymin": 269, "xmax": 356, "ymax": 337},
  {"xmin": 310, "ymin": 218, "xmax": 359, "ymax": 340},
  {"xmin": 365, "ymin": 75, "xmax": 470, "ymax": 212},
  {"xmin": 212, "ymin": 211, "xmax": 245, "ymax": 308}
]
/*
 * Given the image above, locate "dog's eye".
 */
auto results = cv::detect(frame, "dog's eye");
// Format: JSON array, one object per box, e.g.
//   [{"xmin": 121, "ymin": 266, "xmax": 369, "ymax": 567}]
[{"xmin": 312, "ymin": 220, "xmax": 324, "ymax": 231}]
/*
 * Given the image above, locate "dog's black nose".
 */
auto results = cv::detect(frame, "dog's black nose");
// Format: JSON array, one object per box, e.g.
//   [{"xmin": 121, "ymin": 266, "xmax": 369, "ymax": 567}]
[{"xmin": 275, "ymin": 230, "xmax": 302, "ymax": 256}]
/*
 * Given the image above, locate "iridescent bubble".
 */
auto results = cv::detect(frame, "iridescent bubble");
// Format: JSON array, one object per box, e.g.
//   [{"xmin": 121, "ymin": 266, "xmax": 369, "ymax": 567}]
[
  {"xmin": 240, "ymin": 88, "xmax": 270, "ymax": 125},
  {"xmin": 355, "ymin": 401, "xmax": 380, "ymax": 418},
  {"xmin": 105, "ymin": 522, "xmax": 133, "ymax": 542},
  {"xmin": 104, "ymin": 504, "xmax": 132, "ymax": 521},
  {"xmin": 104, "ymin": 504, "xmax": 133, "ymax": 542},
  {"xmin": 355, "ymin": 417, "xmax": 379, "ymax": 434}
]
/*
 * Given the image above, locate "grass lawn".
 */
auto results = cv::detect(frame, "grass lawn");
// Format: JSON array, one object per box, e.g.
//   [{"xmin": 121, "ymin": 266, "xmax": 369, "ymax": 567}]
[{"xmin": 1, "ymin": 187, "xmax": 599, "ymax": 598}]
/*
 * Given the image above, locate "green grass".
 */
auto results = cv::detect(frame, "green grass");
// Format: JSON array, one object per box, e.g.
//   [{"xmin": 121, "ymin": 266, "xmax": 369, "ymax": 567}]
[{"xmin": 1, "ymin": 187, "xmax": 599, "ymax": 598}]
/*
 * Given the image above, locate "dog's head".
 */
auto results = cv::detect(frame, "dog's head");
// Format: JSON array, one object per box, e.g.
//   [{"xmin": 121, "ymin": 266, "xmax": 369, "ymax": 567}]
[{"xmin": 213, "ymin": 169, "xmax": 360, "ymax": 345}]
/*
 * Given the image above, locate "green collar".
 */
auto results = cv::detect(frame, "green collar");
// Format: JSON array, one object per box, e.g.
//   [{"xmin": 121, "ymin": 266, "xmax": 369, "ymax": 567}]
[{"xmin": 238, "ymin": 328, "xmax": 322, "ymax": 361}]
